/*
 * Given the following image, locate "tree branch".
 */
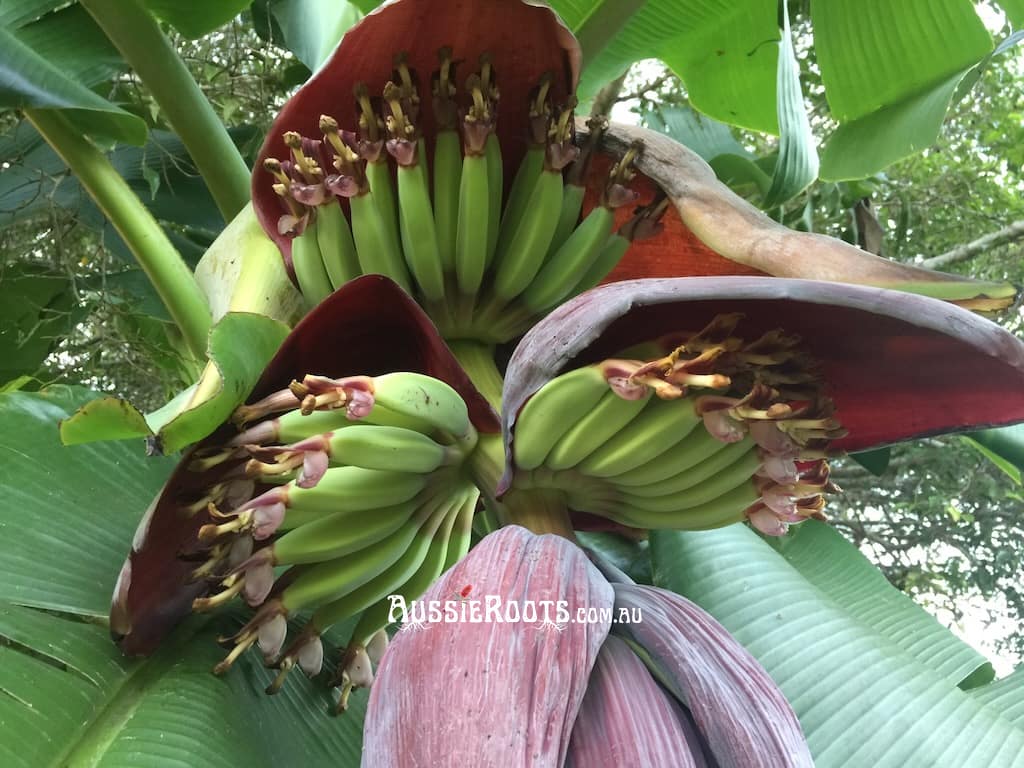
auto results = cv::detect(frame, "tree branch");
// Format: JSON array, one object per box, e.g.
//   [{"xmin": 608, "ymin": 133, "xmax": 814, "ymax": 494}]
[{"xmin": 920, "ymin": 219, "xmax": 1024, "ymax": 268}]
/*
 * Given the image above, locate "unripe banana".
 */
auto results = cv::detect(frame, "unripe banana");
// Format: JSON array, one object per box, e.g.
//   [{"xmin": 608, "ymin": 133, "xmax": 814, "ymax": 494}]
[
  {"xmin": 433, "ymin": 129, "xmax": 462, "ymax": 271},
  {"xmin": 577, "ymin": 395, "xmax": 701, "ymax": 478},
  {"xmin": 454, "ymin": 150, "xmax": 489, "ymax": 295},
  {"xmin": 307, "ymin": 487, "xmax": 465, "ymax": 638},
  {"xmin": 345, "ymin": 486, "xmax": 472, "ymax": 645},
  {"xmin": 484, "ymin": 133, "xmax": 503, "ymax": 266},
  {"xmin": 610, "ymin": 427, "xmax": 731, "ymax": 487},
  {"xmin": 271, "ymin": 401, "xmax": 437, "ymax": 444},
  {"xmin": 582, "ymin": 481, "xmax": 758, "ymax": 531},
  {"xmin": 272, "ymin": 495, "xmax": 421, "ymax": 565},
  {"xmin": 623, "ymin": 440, "xmax": 757, "ymax": 498},
  {"xmin": 291, "ymin": 222, "xmax": 333, "ymax": 305},
  {"xmin": 316, "ymin": 201, "xmax": 360, "ymax": 289},
  {"xmin": 325, "ymin": 424, "xmax": 450, "ymax": 473},
  {"xmin": 512, "ymin": 366, "xmax": 612, "ymax": 471},
  {"xmin": 571, "ymin": 232, "xmax": 630, "ymax": 295},
  {"xmin": 617, "ymin": 455, "xmax": 759, "ymax": 513},
  {"xmin": 496, "ymin": 145, "xmax": 544, "ymax": 256},
  {"xmin": 282, "ymin": 466, "xmax": 427, "ymax": 528},
  {"xmin": 441, "ymin": 485, "xmax": 477, "ymax": 571},
  {"xmin": 365, "ymin": 158, "xmax": 400, "ymax": 253},
  {"xmin": 279, "ymin": 511, "xmax": 426, "ymax": 614},
  {"xmin": 545, "ymin": 389, "xmax": 651, "ymax": 471},
  {"xmin": 396, "ymin": 139, "xmax": 445, "ymax": 301},
  {"xmin": 350, "ymin": 190, "xmax": 412, "ymax": 292},
  {"xmin": 522, "ymin": 205, "xmax": 615, "ymax": 313},
  {"xmin": 372, "ymin": 372, "xmax": 473, "ymax": 443},
  {"xmin": 547, "ymin": 181, "xmax": 585, "ymax": 257},
  {"xmin": 491, "ymin": 168, "xmax": 563, "ymax": 301}
]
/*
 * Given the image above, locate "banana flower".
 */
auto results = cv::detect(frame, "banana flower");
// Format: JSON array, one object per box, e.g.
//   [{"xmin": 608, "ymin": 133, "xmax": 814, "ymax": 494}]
[{"xmin": 107, "ymin": 0, "xmax": 1024, "ymax": 763}]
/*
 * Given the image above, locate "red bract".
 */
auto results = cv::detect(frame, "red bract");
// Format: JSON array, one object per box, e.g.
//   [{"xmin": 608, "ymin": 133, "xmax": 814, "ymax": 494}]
[
  {"xmin": 501, "ymin": 276, "xmax": 1024, "ymax": 494},
  {"xmin": 253, "ymin": 0, "xmax": 579, "ymax": 259},
  {"xmin": 363, "ymin": 526, "xmax": 814, "ymax": 767},
  {"xmin": 111, "ymin": 276, "xmax": 497, "ymax": 655},
  {"xmin": 363, "ymin": 525, "xmax": 613, "ymax": 767}
]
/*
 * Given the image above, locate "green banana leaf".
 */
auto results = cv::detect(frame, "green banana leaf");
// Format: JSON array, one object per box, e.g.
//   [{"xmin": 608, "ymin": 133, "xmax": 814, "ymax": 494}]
[
  {"xmin": 998, "ymin": 0, "xmax": 1024, "ymax": 26},
  {"xmin": 0, "ymin": 386, "xmax": 366, "ymax": 767},
  {"xmin": 650, "ymin": 522, "xmax": 1024, "ymax": 766},
  {"xmin": 0, "ymin": 3, "xmax": 145, "ymax": 145},
  {"xmin": 139, "ymin": 0, "xmax": 253, "ymax": 39},
  {"xmin": 965, "ymin": 425, "xmax": 1024, "ymax": 485},
  {"xmin": 643, "ymin": 104, "xmax": 749, "ymax": 162},
  {"xmin": 761, "ymin": 0, "xmax": 817, "ymax": 208},
  {"xmin": 812, "ymin": 0, "xmax": 991, "ymax": 122},
  {"xmin": 553, "ymin": 0, "xmax": 780, "ymax": 133},
  {"xmin": 255, "ymin": 0, "xmax": 364, "ymax": 72},
  {"xmin": 0, "ymin": 263, "xmax": 83, "ymax": 385}
]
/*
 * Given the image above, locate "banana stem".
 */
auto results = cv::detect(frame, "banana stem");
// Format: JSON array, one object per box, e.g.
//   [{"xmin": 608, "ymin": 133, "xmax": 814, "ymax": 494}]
[
  {"xmin": 501, "ymin": 489, "xmax": 577, "ymax": 540},
  {"xmin": 448, "ymin": 340, "xmax": 503, "ymax": 412},
  {"xmin": 27, "ymin": 109, "xmax": 212, "ymax": 360},
  {"xmin": 80, "ymin": 0, "xmax": 251, "ymax": 221}
]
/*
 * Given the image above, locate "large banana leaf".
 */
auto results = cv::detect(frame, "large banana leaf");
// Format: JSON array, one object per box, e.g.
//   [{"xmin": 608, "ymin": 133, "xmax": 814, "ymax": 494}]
[
  {"xmin": 650, "ymin": 523, "xmax": 1024, "ymax": 766},
  {"xmin": 0, "ymin": 386, "xmax": 366, "ymax": 767},
  {"xmin": 0, "ymin": 3, "xmax": 145, "ymax": 144}
]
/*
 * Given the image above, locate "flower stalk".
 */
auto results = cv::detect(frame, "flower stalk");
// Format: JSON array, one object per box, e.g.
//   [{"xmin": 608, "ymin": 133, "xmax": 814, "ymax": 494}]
[{"xmin": 26, "ymin": 108, "xmax": 212, "ymax": 360}]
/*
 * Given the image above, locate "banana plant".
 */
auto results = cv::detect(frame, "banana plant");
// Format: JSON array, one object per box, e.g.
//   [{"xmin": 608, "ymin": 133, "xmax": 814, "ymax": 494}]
[{"xmin": 5, "ymin": 0, "xmax": 1024, "ymax": 766}]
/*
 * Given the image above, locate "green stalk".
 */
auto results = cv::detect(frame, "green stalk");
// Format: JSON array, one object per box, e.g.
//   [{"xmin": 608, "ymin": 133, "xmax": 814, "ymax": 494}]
[
  {"xmin": 448, "ymin": 339, "xmax": 502, "ymax": 412},
  {"xmin": 27, "ymin": 109, "xmax": 212, "ymax": 360},
  {"xmin": 80, "ymin": 0, "xmax": 250, "ymax": 221},
  {"xmin": 449, "ymin": 340, "xmax": 504, "ymax": 532}
]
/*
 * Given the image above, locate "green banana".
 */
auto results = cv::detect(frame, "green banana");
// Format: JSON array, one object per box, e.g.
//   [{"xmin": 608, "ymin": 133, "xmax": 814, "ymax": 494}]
[
  {"xmin": 347, "ymin": 486, "xmax": 470, "ymax": 642},
  {"xmin": 365, "ymin": 157, "xmax": 400, "ymax": 250},
  {"xmin": 491, "ymin": 167, "xmax": 564, "ymax": 301},
  {"xmin": 610, "ymin": 427, "xmax": 732, "ymax": 487},
  {"xmin": 496, "ymin": 145, "xmax": 544, "ymax": 258},
  {"xmin": 512, "ymin": 366, "xmax": 612, "ymax": 470},
  {"xmin": 547, "ymin": 181, "xmax": 585, "ymax": 257},
  {"xmin": 268, "ymin": 401, "xmax": 432, "ymax": 444},
  {"xmin": 595, "ymin": 481, "xmax": 758, "ymax": 531},
  {"xmin": 454, "ymin": 149, "xmax": 489, "ymax": 295},
  {"xmin": 570, "ymin": 231, "xmax": 630, "ymax": 295},
  {"xmin": 544, "ymin": 389, "xmax": 650, "ymax": 471},
  {"xmin": 291, "ymin": 222, "xmax": 333, "ymax": 305},
  {"xmin": 433, "ymin": 129, "xmax": 462, "ymax": 271},
  {"xmin": 576, "ymin": 395, "xmax": 702, "ymax": 478},
  {"xmin": 617, "ymin": 455, "xmax": 759, "ymax": 513},
  {"xmin": 372, "ymin": 372, "xmax": 473, "ymax": 443},
  {"xmin": 316, "ymin": 200, "xmax": 360, "ymax": 289},
  {"xmin": 272, "ymin": 495, "xmax": 421, "ymax": 565},
  {"xmin": 324, "ymin": 424, "xmax": 451, "ymax": 473},
  {"xmin": 484, "ymin": 132, "xmax": 503, "ymax": 265},
  {"xmin": 350, "ymin": 190, "xmax": 412, "ymax": 292},
  {"xmin": 441, "ymin": 485, "xmax": 477, "ymax": 571},
  {"xmin": 521, "ymin": 205, "xmax": 615, "ymax": 313},
  {"xmin": 308, "ymin": 488, "xmax": 465, "ymax": 639},
  {"xmin": 396, "ymin": 139, "xmax": 445, "ymax": 301},
  {"xmin": 279, "ymin": 511, "xmax": 426, "ymax": 615},
  {"xmin": 624, "ymin": 440, "xmax": 758, "ymax": 498},
  {"xmin": 282, "ymin": 466, "xmax": 427, "ymax": 528}
]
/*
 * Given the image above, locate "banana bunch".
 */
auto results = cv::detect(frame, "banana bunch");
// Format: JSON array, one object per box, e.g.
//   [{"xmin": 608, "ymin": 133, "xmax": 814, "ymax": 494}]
[
  {"xmin": 185, "ymin": 370, "xmax": 480, "ymax": 695},
  {"xmin": 262, "ymin": 49, "xmax": 668, "ymax": 342},
  {"xmin": 507, "ymin": 314, "xmax": 846, "ymax": 532}
]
